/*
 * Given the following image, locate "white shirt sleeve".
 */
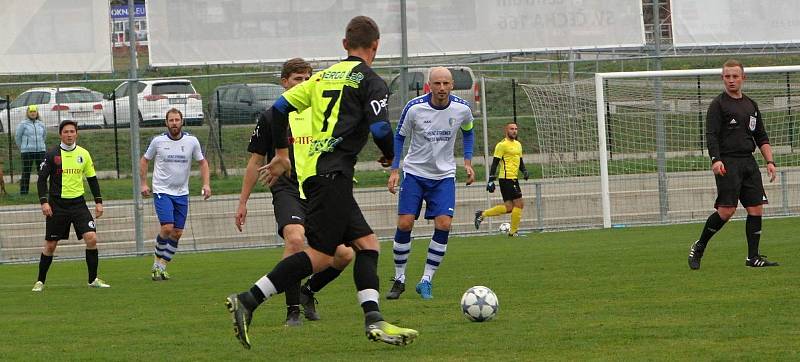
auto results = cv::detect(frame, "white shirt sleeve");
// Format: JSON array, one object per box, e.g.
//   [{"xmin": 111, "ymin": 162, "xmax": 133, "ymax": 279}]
[
  {"xmin": 143, "ymin": 137, "xmax": 157, "ymax": 160},
  {"xmin": 397, "ymin": 105, "xmax": 415, "ymax": 137},
  {"xmin": 192, "ymin": 136, "xmax": 205, "ymax": 161}
]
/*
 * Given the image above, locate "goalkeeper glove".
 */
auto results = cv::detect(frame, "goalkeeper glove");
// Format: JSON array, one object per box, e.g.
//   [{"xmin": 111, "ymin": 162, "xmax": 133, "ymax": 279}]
[
  {"xmin": 522, "ymin": 170, "xmax": 529, "ymax": 181},
  {"xmin": 486, "ymin": 176, "xmax": 496, "ymax": 193}
]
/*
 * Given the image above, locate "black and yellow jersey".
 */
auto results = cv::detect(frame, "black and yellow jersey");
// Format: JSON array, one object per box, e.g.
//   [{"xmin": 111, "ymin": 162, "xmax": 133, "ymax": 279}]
[
  {"xmin": 37, "ymin": 144, "xmax": 102, "ymax": 203},
  {"xmin": 248, "ymin": 108, "xmax": 312, "ymax": 197},
  {"xmin": 493, "ymin": 138, "xmax": 523, "ymax": 179},
  {"xmin": 279, "ymin": 55, "xmax": 389, "ymax": 186}
]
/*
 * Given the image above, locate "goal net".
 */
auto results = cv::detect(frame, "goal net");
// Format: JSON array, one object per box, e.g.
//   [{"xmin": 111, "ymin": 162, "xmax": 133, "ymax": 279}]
[{"xmin": 521, "ymin": 66, "xmax": 800, "ymax": 229}]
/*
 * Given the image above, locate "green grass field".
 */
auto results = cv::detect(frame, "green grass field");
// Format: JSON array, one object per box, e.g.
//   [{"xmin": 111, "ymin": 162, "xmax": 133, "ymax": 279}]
[{"xmin": 2, "ymin": 218, "xmax": 799, "ymax": 360}]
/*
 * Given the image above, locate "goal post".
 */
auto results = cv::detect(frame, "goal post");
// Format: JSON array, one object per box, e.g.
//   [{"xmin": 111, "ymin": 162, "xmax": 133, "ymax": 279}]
[{"xmin": 522, "ymin": 65, "xmax": 800, "ymax": 230}]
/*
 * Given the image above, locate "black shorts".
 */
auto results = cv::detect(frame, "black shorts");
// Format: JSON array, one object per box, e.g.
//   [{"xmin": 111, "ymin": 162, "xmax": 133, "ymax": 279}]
[
  {"xmin": 45, "ymin": 197, "xmax": 96, "ymax": 241},
  {"xmin": 714, "ymin": 156, "xmax": 767, "ymax": 208},
  {"xmin": 499, "ymin": 178, "xmax": 523, "ymax": 201},
  {"xmin": 302, "ymin": 172, "xmax": 372, "ymax": 256},
  {"xmin": 271, "ymin": 186, "xmax": 307, "ymax": 238}
]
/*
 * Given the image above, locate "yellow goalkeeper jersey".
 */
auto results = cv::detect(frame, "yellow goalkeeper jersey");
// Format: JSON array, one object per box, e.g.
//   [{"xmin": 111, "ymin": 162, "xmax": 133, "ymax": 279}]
[{"xmin": 493, "ymin": 138, "xmax": 523, "ymax": 179}]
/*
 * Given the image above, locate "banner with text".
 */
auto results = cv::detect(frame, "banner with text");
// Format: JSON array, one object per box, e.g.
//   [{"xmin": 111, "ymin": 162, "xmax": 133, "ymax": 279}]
[
  {"xmin": 148, "ymin": 0, "xmax": 645, "ymax": 66},
  {"xmin": 671, "ymin": 0, "xmax": 800, "ymax": 47},
  {"xmin": 0, "ymin": 0, "xmax": 111, "ymax": 74}
]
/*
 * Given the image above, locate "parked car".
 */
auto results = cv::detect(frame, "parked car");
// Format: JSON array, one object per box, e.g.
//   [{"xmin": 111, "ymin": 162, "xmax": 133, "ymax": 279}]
[
  {"xmin": 387, "ymin": 66, "xmax": 481, "ymax": 121},
  {"xmin": 208, "ymin": 83, "xmax": 283, "ymax": 125},
  {"xmin": 0, "ymin": 87, "xmax": 105, "ymax": 133},
  {"xmin": 104, "ymin": 79, "xmax": 203, "ymax": 127}
]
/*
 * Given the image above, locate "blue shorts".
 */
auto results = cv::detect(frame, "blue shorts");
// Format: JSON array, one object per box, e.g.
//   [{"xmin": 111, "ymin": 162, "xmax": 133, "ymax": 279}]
[
  {"xmin": 154, "ymin": 193, "xmax": 189, "ymax": 229},
  {"xmin": 398, "ymin": 173, "xmax": 455, "ymax": 220}
]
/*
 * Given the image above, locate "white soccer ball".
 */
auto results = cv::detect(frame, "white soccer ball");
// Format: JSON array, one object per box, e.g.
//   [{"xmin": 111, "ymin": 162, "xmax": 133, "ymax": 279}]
[
  {"xmin": 460, "ymin": 286, "xmax": 499, "ymax": 322},
  {"xmin": 498, "ymin": 222, "xmax": 511, "ymax": 234}
]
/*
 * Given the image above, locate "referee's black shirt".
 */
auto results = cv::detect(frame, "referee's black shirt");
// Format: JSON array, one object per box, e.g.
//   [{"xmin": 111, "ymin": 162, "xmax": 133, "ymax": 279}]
[{"xmin": 706, "ymin": 92, "xmax": 770, "ymax": 160}]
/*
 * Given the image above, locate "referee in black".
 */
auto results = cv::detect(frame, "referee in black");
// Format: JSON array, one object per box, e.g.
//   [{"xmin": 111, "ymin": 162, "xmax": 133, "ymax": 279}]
[
  {"xmin": 32, "ymin": 120, "xmax": 110, "ymax": 291},
  {"xmin": 688, "ymin": 59, "xmax": 778, "ymax": 270}
]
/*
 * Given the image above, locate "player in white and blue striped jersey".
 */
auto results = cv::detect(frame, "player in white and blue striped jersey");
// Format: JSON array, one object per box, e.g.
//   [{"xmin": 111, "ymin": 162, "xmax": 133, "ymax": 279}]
[
  {"xmin": 385, "ymin": 67, "xmax": 475, "ymax": 300},
  {"xmin": 139, "ymin": 108, "xmax": 211, "ymax": 281}
]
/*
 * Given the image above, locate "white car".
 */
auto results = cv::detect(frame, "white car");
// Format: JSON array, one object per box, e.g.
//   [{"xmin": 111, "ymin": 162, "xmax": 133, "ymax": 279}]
[
  {"xmin": 104, "ymin": 79, "xmax": 204, "ymax": 127},
  {"xmin": 0, "ymin": 87, "xmax": 105, "ymax": 133}
]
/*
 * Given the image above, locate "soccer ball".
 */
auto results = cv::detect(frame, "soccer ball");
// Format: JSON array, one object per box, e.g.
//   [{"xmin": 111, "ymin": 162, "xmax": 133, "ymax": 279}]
[
  {"xmin": 460, "ymin": 286, "xmax": 499, "ymax": 322},
  {"xmin": 498, "ymin": 222, "xmax": 511, "ymax": 234}
]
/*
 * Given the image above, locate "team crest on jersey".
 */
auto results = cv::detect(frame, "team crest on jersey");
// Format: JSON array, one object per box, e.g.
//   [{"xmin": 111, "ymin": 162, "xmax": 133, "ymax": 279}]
[
  {"xmin": 76, "ymin": 155, "xmax": 84, "ymax": 164},
  {"xmin": 749, "ymin": 115, "xmax": 757, "ymax": 131},
  {"xmin": 181, "ymin": 146, "xmax": 185, "ymax": 152},
  {"xmin": 448, "ymin": 118, "xmax": 455, "ymax": 127}
]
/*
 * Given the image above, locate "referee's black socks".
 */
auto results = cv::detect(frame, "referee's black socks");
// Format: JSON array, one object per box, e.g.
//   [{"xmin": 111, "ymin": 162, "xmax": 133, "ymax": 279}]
[
  {"xmin": 37, "ymin": 253, "xmax": 53, "ymax": 283},
  {"xmin": 698, "ymin": 212, "xmax": 727, "ymax": 248},
  {"xmin": 746, "ymin": 215, "xmax": 762, "ymax": 258},
  {"xmin": 86, "ymin": 248, "xmax": 99, "ymax": 283}
]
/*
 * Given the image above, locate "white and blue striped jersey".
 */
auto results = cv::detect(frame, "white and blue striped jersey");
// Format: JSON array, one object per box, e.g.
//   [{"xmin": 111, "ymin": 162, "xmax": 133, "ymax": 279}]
[
  {"xmin": 143, "ymin": 132, "xmax": 204, "ymax": 196},
  {"xmin": 396, "ymin": 93, "xmax": 474, "ymax": 180}
]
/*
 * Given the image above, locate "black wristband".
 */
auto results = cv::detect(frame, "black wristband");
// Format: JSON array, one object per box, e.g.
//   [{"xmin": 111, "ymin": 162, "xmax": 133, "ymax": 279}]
[{"xmin": 767, "ymin": 160, "xmax": 776, "ymax": 166}]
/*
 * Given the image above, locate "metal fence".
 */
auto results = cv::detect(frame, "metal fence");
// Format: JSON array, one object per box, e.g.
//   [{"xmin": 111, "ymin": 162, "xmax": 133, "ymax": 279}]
[{"xmin": 3, "ymin": 54, "xmax": 800, "ymax": 262}]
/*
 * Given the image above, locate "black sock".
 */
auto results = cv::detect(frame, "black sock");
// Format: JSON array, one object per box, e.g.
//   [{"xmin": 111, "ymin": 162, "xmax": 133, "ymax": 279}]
[
  {"xmin": 37, "ymin": 253, "xmax": 53, "ymax": 283},
  {"xmin": 354, "ymin": 250, "xmax": 380, "ymax": 315},
  {"xmin": 86, "ymin": 249, "xmax": 99, "ymax": 283},
  {"xmin": 746, "ymin": 215, "xmax": 762, "ymax": 259},
  {"xmin": 266, "ymin": 252, "xmax": 314, "ymax": 296},
  {"xmin": 698, "ymin": 212, "xmax": 727, "ymax": 247},
  {"xmin": 285, "ymin": 281, "xmax": 301, "ymax": 306},
  {"xmin": 239, "ymin": 290, "xmax": 261, "ymax": 311},
  {"xmin": 307, "ymin": 266, "xmax": 344, "ymax": 294}
]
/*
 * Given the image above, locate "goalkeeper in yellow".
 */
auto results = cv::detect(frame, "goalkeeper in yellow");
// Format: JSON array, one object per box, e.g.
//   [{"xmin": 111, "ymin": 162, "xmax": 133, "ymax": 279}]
[{"xmin": 474, "ymin": 122, "xmax": 528, "ymax": 236}]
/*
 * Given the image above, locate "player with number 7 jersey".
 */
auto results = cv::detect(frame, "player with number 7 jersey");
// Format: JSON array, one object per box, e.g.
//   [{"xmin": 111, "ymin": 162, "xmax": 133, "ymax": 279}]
[{"xmin": 225, "ymin": 15, "xmax": 416, "ymax": 350}]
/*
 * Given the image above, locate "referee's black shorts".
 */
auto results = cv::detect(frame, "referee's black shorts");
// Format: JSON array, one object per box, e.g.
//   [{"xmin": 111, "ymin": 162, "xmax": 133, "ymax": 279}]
[
  {"xmin": 271, "ymin": 186, "xmax": 307, "ymax": 238},
  {"xmin": 302, "ymin": 172, "xmax": 372, "ymax": 256},
  {"xmin": 499, "ymin": 178, "xmax": 523, "ymax": 202},
  {"xmin": 714, "ymin": 156, "xmax": 768, "ymax": 208},
  {"xmin": 45, "ymin": 196, "xmax": 96, "ymax": 241}
]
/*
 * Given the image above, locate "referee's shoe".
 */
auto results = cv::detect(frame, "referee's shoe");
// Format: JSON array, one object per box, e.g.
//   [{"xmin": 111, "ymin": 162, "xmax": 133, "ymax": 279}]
[
  {"xmin": 688, "ymin": 240, "xmax": 705, "ymax": 270},
  {"xmin": 745, "ymin": 255, "xmax": 779, "ymax": 268}
]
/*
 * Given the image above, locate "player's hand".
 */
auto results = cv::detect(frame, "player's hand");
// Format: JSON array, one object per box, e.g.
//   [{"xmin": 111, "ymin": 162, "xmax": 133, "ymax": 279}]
[
  {"xmin": 387, "ymin": 169, "xmax": 400, "ymax": 194},
  {"xmin": 235, "ymin": 204, "xmax": 247, "ymax": 232},
  {"xmin": 767, "ymin": 162, "xmax": 777, "ymax": 183},
  {"xmin": 522, "ymin": 170, "xmax": 529, "ymax": 181},
  {"xmin": 378, "ymin": 155, "xmax": 392, "ymax": 168},
  {"xmin": 464, "ymin": 164, "xmax": 475, "ymax": 186},
  {"xmin": 260, "ymin": 155, "xmax": 291, "ymax": 187},
  {"xmin": 140, "ymin": 184, "xmax": 151, "ymax": 198},
  {"xmin": 95, "ymin": 203, "xmax": 104, "ymax": 219},
  {"xmin": 712, "ymin": 161, "xmax": 726, "ymax": 176},
  {"xmin": 41, "ymin": 202, "xmax": 53, "ymax": 217},
  {"xmin": 202, "ymin": 185, "xmax": 212, "ymax": 200}
]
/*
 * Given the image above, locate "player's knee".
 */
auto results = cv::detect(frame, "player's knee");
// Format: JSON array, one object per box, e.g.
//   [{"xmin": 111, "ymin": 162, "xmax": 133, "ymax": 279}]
[
  {"xmin": 352, "ymin": 233, "xmax": 379, "ymax": 252},
  {"xmin": 434, "ymin": 218, "xmax": 452, "ymax": 231},
  {"xmin": 717, "ymin": 208, "xmax": 736, "ymax": 221},
  {"xmin": 43, "ymin": 241, "xmax": 57, "ymax": 254},
  {"xmin": 397, "ymin": 218, "xmax": 414, "ymax": 231},
  {"xmin": 83, "ymin": 232, "xmax": 98, "ymax": 248},
  {"xmin": 170, "ymin": 229, "xmax": 183, "ymax": 240},
  {"xmin": 333, "ymin": 245, "xmax": 354, "ymax": 268},
  {"xmin": 283, "ymin": 226, "xmax": 305, "ymax": 254},
  {"xmin": 160, "ymin": 224, "xmax": 174, "ymax": 236},
  {"xmin": 505, "ymin": 205, "xmax": 514, "ymax": 213}
]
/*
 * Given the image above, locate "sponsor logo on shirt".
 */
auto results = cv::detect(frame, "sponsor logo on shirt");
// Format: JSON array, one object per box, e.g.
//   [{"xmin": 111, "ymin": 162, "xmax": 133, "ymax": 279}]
[{"xmin": 370, "ymin": 95, "xmax": 388, "ymax": 116}]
